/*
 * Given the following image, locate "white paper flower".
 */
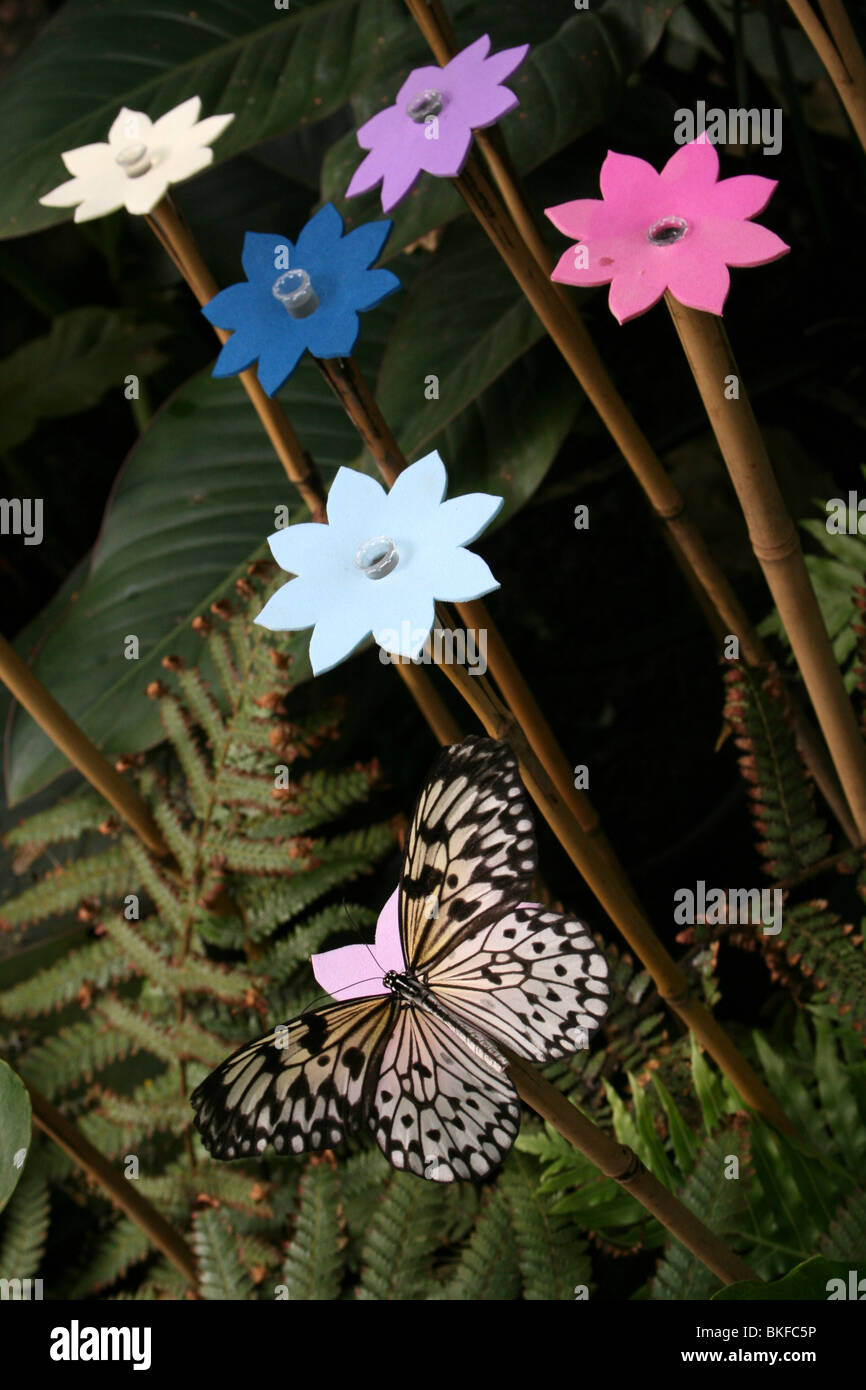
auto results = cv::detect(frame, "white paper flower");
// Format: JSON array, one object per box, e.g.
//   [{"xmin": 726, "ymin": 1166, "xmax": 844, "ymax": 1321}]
[
  {"xmin": 255, "ymin": 451, "xmax": 503, "ymax": 676},
  {"xmin": 39, "ymin": 96, "xmax": 234, "ymax": 222}
]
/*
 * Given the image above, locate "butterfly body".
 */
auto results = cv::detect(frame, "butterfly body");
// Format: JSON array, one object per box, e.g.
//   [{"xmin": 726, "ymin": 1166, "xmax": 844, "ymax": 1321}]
[
  {"xmin": 382, "ymin": 968, "xmax": 507, "ymax": 1072},
  {"xmin": 192, "ymin": 737, "xmax": 610, "ymax": 1182}
]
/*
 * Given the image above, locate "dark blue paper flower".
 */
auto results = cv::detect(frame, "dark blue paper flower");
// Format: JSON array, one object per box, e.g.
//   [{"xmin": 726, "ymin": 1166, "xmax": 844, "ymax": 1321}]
[{"xmin": 202, "ymin": 203, "xmax": 400, "ymax": 396}]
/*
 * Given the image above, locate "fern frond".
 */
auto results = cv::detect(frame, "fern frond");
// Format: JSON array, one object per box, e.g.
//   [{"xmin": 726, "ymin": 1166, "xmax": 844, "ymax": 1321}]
[
  {"xmin": 821, "ymin": 1188, "xmax": 866, "ymax": 1260},
  {"xmin": 121, "ymin": 838, "xmax": 188, "ymax": 935},
  {"xmin": 66, "ymin": 1218, "xmax": 151, "ymax": 1297},
  {"xmin": 0, "ymin": 845, "xmax": 129, "ymax": 928},
  {"xmin": 0, "ymin": 1148, "xmax": 50, "ymax": 1280},
  {"xmin": 723, "ymin": 665, "xmax": 831, "ymax": 881},
  {"xmin": 18, "ymin": 1021, "xmax": 137, "ymax": 1097},
  {"xmin": 281, "ymin": 1159, "xmax": 344, "ymax": 1300},
  {"xmin": 432, "ymin": 1189, "xmax": 520, "ymax": 1301},
  {"xmin": 159, "ymin": 694, "xmax": 214, "ymax": 817},
  {"xmin": 193, "ymin": 1207, "xmax": 253, "ymax": 1301},
  {"xmin": 501, "ymin": 1149, "xmax": 591, "ymax": 1300},
  {"xmin": 3, "ymin": 788, "xmax": 110, "ymax": 851},
  {"xmin": 357, "ymin": 1172, "xmax": 448, "ymax": 1301},
  {"xmin": 0, "ymin": 935, "xmax": 131, "ymax": 1016},
  {"xmin": 650, "ymin": 1121, "xmax": 752, "ymax": 1300}
]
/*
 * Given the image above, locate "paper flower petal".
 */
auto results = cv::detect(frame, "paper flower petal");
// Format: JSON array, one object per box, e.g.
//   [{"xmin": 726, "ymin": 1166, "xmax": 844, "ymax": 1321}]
[
  {"xmin": 39, "ymin": 96, "xmax": 233, "ymax": 222},
  {"xmin": 426, "ymin": 492, "xmax": 504, "ymax": 550},
  {"xmin": 268, "ymin": 521, "xmax": 338, "ymax": 576},
  {"xmin": 203, "ymin": 207, "xmax": 399, "ymax": 393},
  {"xmin": 607, "ymin": 260, "xmax": 671, "ymax": 324},
  {"xmin": 148, "ymin": 95, "xmax": 202, "ymax": 142},
  {"xmin": 254, "ymin": 575, "xmax": 322, "ymax": 632},
  {"xmin": 666, "ymin": 252, "xmax": 730, "ymax": 316},
  {"xmin": 546, "ymin": 137, "xmax": 789, "ymax": 322},
  {"xmin": 412, "ymin": 547, "xmax": 500, "ymax": 603},
  {"xmin": 661, "ymin": 136, "xmax": 719, "ymax": 188},
  {"xmin": 256, "ymin": 454, "xmax": 501, "ymax": 677},
  {"xmin": 61, "ymin": 144, "xmax": 110, "ymax": 178},
  {"xmin": 709, "ymin": 174, "xmax": 778, "ymax": 221},
  {"xmin": 383, "ymin": 450, "xmax": 448, "ymax": 532},
  {"xmin": 310, "ymin": 943, "xmax": 389, "ymax": 1000},
  {"xmin": 308, "ymin": 607, "xmax": 373, "ymax": 675},
  {"xmin": 327, "ymin": 467, "xmax": 388, "ymax": 538},
  {"xmin": 346, "ymin": 33, "xmax": 528, "ymax": 213}
]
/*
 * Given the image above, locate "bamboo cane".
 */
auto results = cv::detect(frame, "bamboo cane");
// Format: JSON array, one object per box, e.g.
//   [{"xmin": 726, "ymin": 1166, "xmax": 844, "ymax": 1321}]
[
  {"xmin": 401, "ymin": 0, "xmax": 858, "ymax": 845},
  {"xmin": 27, "ymin": 1082, "xmax": 197, "ymax": 1288},
  {"xmin": 0, "ymin": 633, "xmax": 170, "ymax": 857},
  {"xmin": 505, "ymin": 1050, "xmax": 757, "ymax": 1284},
  {"xmin": 665, "ymin": 296, "xmax": 866, "ymax": 843},
  {"xmin": 430, "ymin": 610, "xmax": 795, "ymax": 1136},
  {"xmin": 784, "ymin": 0, "xmax": 866, "ymax": 152}
]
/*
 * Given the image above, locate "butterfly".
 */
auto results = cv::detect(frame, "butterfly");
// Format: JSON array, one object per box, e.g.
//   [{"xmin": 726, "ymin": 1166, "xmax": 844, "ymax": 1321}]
[{"xmin": 191, "ymin": 736, "xmax": 609, "ymax": 1182}]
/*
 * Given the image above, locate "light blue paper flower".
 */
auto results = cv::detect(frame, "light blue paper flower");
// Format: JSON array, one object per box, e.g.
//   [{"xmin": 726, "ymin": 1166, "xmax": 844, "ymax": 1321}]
[
  {"xmin": 255, "ymin": 451, "xmax": 503, "ymax": 675},
  {"xmin": 202, "ymin": 203, "xmax": 400, "ymax": 396}
]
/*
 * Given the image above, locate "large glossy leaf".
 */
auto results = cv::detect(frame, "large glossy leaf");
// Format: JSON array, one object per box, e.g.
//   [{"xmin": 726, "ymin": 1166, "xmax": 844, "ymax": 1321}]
[
  {"xmin": 2, "ymin": 0, "xmax": 682, "ymax": 243},
  {"xmin": 375, "ymin": 222, "xmax": 548, "ymax": 453},
  {"xmin": 4, "ymin": 362, "xmax": 337, "ymax": 804},
  {"xmin": 0, "ymin": 308, "xmax": 168, "ymax": 454},
  {"xmin": 712, "ymin": 1255, "xmax": 857, "ymax": 1301},
  {"xmin": 0, "ymin": 0, "xmax": 416, "ymax": 240},
  {"xmin": 0, "ymin": 1060, "xmax": 31, "ymax": 1214},
  {"xmin": 5, "ymin": 282, "xmax": 575, "ymax": 801}
]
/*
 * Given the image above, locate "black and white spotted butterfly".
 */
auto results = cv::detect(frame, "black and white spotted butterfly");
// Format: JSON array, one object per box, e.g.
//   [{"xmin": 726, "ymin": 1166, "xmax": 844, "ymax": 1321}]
[{"xmin": 191, "ymin": 736, "xmax": 609, "ymax": 1182}]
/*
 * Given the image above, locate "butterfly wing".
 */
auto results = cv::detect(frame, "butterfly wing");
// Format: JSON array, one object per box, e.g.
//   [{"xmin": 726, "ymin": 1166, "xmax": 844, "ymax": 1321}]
[
  {"xmin": 370, "ymin": 1006, "xmax": 520, "ymax": 1182},
  {"xmin": 191, "ymin": 997, "xmax": 394, "ymax": 1160},
  {"xmin": 399, "ymin": 736, "xmax": 537, "ymax": 972},
  {"xmin": 426, "ymin": 905, "xmax": 609, "ymax": 1064}
]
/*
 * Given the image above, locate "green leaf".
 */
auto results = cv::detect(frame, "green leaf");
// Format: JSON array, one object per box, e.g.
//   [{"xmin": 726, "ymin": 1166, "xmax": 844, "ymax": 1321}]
[
  {"xmin": 3, "ymin": 354, "xmax": 346, "ymax": 802},
  {"xmin": 0, "ymin": 1061, "xmax": 31, "ymax": 1214},
  {"xmin": 0, "ymin": 308, "xmax": 167, "ymax": 453},
  {"xmin": 0, "ymin": 0, "xmax": 418, "ymax": 240},
  {"xmin": 712, "ymin": 1255, "xmax": 856, "ymax": 1301},
  {"xmin": 651, "ymin": 1075, "xmax": 700, "ymax": 1176},
  {"xmin": 374, "ymin": 221, "xmax": 582, "ymax": 489}
]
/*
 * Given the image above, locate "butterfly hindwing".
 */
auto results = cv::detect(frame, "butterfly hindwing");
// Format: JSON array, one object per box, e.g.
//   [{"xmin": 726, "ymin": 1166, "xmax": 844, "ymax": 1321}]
[
  {"xmin": 191, "ymin": 997, "xmax": 393, "ymax": 1160},
  {"xmin": 370, "ymin": 1006, "xmax": 521, "ymax": 1182},
  {"xmin": 427, "ymin": 905, "xmax": 609, "ymax": 1063},
  {"xmin": 399, "ymin": 736, "xmax": 537, "ymax": 973}
]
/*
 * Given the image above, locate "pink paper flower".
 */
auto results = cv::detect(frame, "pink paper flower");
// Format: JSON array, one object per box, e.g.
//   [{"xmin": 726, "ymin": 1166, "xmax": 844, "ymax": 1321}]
[
  {"xmin": 545, "ymin": 138, "xmax": 789, "ymax": 324},
  {"xmin": 346, "ymin": 34, "xmax": 528, "ymax": 213}
]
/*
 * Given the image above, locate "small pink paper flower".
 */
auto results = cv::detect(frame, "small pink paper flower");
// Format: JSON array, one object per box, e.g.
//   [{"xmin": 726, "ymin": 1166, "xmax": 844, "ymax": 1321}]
[
  {"xmin": 346, "ymin": 34, "xmax": 528, "ymax": 213},
  {"xmin": 545, "ymin": 138, "xmax": 789, "ymax": 324}
]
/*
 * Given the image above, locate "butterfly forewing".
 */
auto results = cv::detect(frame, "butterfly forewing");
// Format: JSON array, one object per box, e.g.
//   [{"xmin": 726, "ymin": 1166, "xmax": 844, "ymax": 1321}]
[
  {"xmin": 191, "ymin": 997, "xmax": 393, "ymax": 1160},
  {"xmin": 427, "ymin": 905, "xmax": 610, "ymax": 1063},
  {"xmin": 399, "ymin": 736, "xmax": 537, "ymax": 973},
  {"xmin": 370, "ymin": 1006, "xmax": 520, "ymax": 1182}
]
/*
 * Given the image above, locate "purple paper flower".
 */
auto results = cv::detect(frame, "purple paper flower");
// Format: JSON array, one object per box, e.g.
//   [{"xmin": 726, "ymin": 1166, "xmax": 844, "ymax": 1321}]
[
  {"xmin": 346, "ymin": 34, "xmax": 529, "ymax": 213},
  {"xmin": 202, "ymin": 203, "xmax": 400, "ymax": 396}
]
